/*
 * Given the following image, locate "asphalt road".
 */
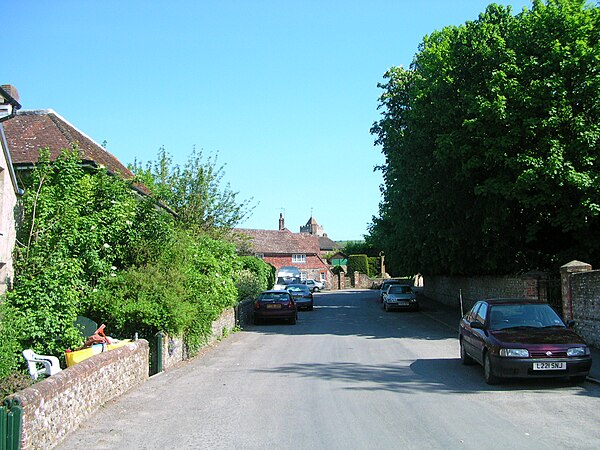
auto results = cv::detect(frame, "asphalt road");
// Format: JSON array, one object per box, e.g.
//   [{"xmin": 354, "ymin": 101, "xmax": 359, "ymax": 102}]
[{"xmin": 58, "ymin": 290, "xmax": 600, "ymax": 450}]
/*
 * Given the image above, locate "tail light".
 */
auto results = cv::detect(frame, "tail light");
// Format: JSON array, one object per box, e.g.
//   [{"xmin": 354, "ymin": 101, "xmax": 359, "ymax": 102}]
[
  {"xmin": 288, "ymin": 300, "xmax": 296, "ymax": 309},
  {"xmin": 254, "ymin": 301, "xmax": 261, "ymax": 310}
]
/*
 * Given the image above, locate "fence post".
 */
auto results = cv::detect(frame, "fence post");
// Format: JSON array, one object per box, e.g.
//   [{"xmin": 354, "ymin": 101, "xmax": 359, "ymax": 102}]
[
  {"xmin": 149, "ymin": 332, "xmax": 164, "ymax": 375},
  {"xmin": 1, "ymin": 399, "xmax": 23, "ymax": 450}
]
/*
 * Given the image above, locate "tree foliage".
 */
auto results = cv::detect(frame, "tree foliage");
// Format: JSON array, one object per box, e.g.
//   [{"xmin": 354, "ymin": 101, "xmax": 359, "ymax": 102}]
[
  {"xmin": 130, "ymin": 147, "xmax": 254, "ymax": 236},
  {"xmin": 370, "ymin": 0, "xmax": 600, "ymax": 275},
  {"xmin": 1, "ymin": 145, "xmax": 255, "ymax": 386}
]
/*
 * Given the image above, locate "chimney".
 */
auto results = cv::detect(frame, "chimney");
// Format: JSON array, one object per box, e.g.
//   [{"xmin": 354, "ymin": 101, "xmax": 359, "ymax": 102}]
[
  {"xmin": 0, "ymin": 85, "xmax": 20, "ymax": 103},
  {"xmin": 279, "ymin": 213, "xmax": 285, "ymax": 231}
]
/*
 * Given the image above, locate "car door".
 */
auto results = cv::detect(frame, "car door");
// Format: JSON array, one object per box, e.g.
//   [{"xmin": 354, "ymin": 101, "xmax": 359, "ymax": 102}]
[
  {"xmin": 461, "ymin": 302, "xmax": 481, "ymax": 356},
  {"xmin": 470, "ymin": 302, "xmax": 489, "ymax": 364}
]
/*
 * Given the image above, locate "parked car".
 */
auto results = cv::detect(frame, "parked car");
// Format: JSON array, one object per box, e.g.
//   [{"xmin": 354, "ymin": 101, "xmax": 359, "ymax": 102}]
[
  {"xmin": 459, "ymin": 298, "xmax": 592, "ymax": 385},
  {"xmin": 302, "ymin": 279, "xmax": 324, "ymax": 292},
  {"xmin": 382, "ymin": 284, "xmax": 418, "ymax": 311},
  {"xmin": 285, "ymin": 284, "xmax": 314, "ymax": 310},
  {"xmin": 379, "ymin": 279, "xmax": 412, "ymax": 301},
  {"xmin": 253, "ymin": 290, "xmax": 297, "ymax": 325}
]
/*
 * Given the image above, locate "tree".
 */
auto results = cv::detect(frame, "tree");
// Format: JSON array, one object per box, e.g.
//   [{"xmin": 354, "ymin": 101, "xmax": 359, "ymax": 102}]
[
  {"xmin": 370, "ymin": 0, "xmax": 600, "ymax": 275},
  {"xmin": 131, "ymin": 147, "xmax": 254, "ymax": 236}
]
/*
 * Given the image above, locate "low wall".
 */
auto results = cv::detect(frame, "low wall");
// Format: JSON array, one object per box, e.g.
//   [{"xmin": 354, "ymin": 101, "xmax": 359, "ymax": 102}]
[
  {"xmin": 6, "ymin": 340, "xmax": 148, "ymax": 450},
  {"xmin": 161, "ymin": 307, "xmax": 237, "ymax": 372},
  {"xmin": 236, "ymin": 298, "xmax": 255, "ymax": 327},
  {"xmin": 424, "ymin": 274, "xmax": 541, "ymax": 312}
]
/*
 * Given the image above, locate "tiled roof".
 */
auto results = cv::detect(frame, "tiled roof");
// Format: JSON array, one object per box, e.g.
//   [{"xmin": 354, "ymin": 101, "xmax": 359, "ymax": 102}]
[
  {"xmin": 318, "ymin": 235, "xmax": 340, "ymax": 251},
  {"xmin": 235, "ymin": 228, "xmax": 320, "ymax": 254},
  {"xmin": 3, "ymin": 110, "xmax": 134, "ymax": 179}
]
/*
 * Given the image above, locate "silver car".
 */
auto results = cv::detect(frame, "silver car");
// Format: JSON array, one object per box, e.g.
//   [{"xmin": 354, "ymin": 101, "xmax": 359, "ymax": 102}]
[{"xmin": 382, "ymin": 284, "xmax": 419, "ymax": 311}]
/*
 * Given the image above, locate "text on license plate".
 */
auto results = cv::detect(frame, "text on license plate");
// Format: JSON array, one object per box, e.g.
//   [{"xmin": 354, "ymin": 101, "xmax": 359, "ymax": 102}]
[
  {"xmin": 266, "ymin": 304, "xmax": 282, "ymax": 309},
  {"xmin": 533, "ymin": 362, "xmax": 566, "ymax": 370}
]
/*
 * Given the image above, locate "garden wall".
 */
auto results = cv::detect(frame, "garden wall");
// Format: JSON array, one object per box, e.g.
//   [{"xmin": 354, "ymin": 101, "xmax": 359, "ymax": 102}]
[
  {"xmin": 423, "ymin": 274, "xmax": 542, "ymax": 312},
  {"xmin": 5, "ymin": 340, "xmax": 148, "ymax": 450},
  {"xmin": 561, "ymin": 261, "xmax": 600, "ymax": 348},
  {"xmin": 160, "ymin": 307, "xmax": 237, "ymax": 372}
]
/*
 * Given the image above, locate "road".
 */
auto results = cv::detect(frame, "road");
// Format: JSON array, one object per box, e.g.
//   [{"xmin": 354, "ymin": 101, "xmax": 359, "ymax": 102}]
[{"xmin": 58, "ymin": 290, "xmax": 600, "ymax": 450}]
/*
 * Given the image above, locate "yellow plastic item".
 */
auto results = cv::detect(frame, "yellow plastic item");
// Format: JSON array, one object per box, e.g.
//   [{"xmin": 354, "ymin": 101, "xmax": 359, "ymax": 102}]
[{"xmin": 65, "ymin": 339, "xmax": 132, "ymax": 367}]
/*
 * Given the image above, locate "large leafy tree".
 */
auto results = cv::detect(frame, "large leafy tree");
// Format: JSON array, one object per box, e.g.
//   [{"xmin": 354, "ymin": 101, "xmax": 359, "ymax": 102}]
[{"xmin": 371, "ymin": 0, "xmax": 600, "ymax": 275}]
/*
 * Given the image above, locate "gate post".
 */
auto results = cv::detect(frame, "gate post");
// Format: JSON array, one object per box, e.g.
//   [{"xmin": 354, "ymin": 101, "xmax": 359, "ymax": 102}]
[{"xmin": 560, "ymin": 260, "xmax": 592, "ymax": 320}]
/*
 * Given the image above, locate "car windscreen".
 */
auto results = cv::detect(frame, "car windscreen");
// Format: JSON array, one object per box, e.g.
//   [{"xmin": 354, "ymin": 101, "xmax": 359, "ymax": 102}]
[
  {"xmin": 286, "ymin": 286, "xmax": 306, "ymax": 292},
  {"xmin": 488, "ymin": 303, "xmax": 564, "ymax": 330},
  {"xmin": 388, "ymin": 285, "xmax": 412, "ymax": 294}
]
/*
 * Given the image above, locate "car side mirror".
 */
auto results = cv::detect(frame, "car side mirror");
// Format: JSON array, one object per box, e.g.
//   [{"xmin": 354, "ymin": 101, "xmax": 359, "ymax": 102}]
[
  {"xmin": 470, "ymin": 321, "xmax": 484, "ymax": 329},
  {"xmin": 566, "ymin": 319, "xmax": 575, "ymax": 328}
]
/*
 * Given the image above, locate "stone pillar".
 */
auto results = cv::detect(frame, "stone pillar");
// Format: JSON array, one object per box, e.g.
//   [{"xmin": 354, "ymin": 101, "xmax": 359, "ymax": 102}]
[{"xmin": 560, "ymin": 260, "xmax": 592, "ymax": 320}]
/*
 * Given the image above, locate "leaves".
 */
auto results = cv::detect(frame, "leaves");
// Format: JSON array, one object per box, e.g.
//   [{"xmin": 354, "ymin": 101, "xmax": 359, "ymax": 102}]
[{"xmin": 370, "ymin": 0, "xmax": 600, "ymax": 275}]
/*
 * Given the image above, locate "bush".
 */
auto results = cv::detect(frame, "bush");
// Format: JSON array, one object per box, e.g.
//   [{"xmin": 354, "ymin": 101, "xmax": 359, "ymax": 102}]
[
  {"xmin": 83, "ymin": 230, "xmax": 239, "ymax": 354},
  {"xmin": 348, "ymin": 254, "xmax": 369, "ymax": 277}
]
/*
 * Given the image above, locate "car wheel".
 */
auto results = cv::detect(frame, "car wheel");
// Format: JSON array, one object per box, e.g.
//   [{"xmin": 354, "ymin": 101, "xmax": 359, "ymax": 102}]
[
  {"xmin": 308, "ymin": 304, "xmax": 313, "ymax": 311},
  {"xmin": 460, "ymin": 339, "xmax": 474, "ymax": 365},
  {"xmin": 570, "ymin": 375, "xmax": 587, "ymax": 384},
  {"xmin": 314, "ymin": 287, "xmax": 320, "ymax": 292},
  {"xmin": 290, "ymin": 314, "xmax": 297, "ymax": 325},
  {"xmin": 484, "ymin": 352, "xmax": 500, "ymax": 385},
  {"xmin": 253, "ymin": 317, "xmax": 261, "ymax": 325},
  {"xmin": 384, "ymin": 302, "xmax": 389, "ymax": 312}
]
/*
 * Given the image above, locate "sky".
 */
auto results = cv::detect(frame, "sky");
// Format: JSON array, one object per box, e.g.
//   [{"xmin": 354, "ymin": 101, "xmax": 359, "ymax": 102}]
[{"xmin": 5, "ymin": 0, "xmax": 532, "ymax": 241}]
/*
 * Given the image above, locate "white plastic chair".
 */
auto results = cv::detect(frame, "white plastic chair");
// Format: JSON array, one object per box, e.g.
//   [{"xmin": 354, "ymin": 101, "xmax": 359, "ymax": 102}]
[{"xmin": 22, "ymin": 349, "xmax": 62, "ymax": 380}]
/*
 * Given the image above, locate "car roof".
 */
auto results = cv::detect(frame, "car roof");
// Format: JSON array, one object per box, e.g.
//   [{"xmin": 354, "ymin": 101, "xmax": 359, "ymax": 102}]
[
  {"xmin": 260, "ymin": 290, "xmax": 290, "ymax": 294},
  {"xmin": 479, "ymin": 298, "xmax": 548, "ymax": 305},
  {"xmin": 382, "ymin": 279, "xmax": 410, "ymax": 285}
]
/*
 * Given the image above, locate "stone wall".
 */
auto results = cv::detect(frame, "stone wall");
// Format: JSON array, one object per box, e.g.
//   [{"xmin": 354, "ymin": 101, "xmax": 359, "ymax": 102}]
[
  {"xmin": 561, "ymin": 261, "xmax": 600, "ymax": 348},
  {"xmin": 160, "ymin": 307, "xmax": 237, "ymax": 372},
  {"xmin": 6, "ymin": 340, "xmax": 148, "ymax": 450},
  {"xmin": 424, "ymin": 274, "xmax": 542, "ymax": 312}
]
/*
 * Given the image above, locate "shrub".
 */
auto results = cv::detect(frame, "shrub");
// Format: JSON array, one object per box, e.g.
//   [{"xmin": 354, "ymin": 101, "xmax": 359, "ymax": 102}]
[{"xmin": 348, "ymin": 254, "xmax": 369, "ymax": 277}]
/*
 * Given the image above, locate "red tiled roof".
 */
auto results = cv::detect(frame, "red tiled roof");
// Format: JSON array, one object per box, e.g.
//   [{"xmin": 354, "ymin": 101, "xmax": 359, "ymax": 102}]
[
  {"xmin": 3, "ymin": 109, "xmax": 134, "ymax": 179},
  {"xmin": 236, "ymin": 228, "xmax": 320, "ymax": 254}
]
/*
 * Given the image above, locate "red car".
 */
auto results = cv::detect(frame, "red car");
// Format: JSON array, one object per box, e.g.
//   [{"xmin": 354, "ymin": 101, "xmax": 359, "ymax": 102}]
[
  {"xmin": 459, "ymin": 298, "xmax": 592, "ymax": 384},
  {"xmin": 253, "ymin": 290, "xmax": 297, "ymax": 325}
]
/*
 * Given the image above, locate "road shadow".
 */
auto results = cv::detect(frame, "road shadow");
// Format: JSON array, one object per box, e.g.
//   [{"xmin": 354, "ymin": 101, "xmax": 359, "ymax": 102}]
[{"xmin": 253, "ymin": 358, "xmax": 600, "ymax": 397}]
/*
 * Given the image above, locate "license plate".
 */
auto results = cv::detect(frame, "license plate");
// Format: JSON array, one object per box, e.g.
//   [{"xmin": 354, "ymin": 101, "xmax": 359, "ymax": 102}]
[
  {"xmin": 397, "ymin": 301, "xmax": 409, "ymax": 306},
  {"xmin": 266, "ymin": 304, "xmax": 281, "ymax": 309},
  {"xmin": 533, "ymin": 362, "xmax": 566, "ymax": 370}
]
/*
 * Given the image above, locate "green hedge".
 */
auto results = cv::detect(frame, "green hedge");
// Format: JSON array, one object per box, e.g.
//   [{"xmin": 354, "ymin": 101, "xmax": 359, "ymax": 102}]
[{"xmin": 348, "ymin": 254, "xmax": 369, "ymax": 277}]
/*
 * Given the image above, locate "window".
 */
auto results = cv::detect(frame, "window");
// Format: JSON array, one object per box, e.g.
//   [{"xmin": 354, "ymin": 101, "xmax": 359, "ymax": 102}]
[
  {"xmin": 292, "ymin": 254, "xmax": 306, "ymax": 263},
  {"xmin": 255, "ymin": 253, "xmax": 264, "ymax": 259}
]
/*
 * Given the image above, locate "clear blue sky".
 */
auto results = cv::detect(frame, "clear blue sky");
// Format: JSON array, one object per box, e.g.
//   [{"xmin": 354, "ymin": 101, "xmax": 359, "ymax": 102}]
[{"xmin": 5, "ymin": 0, "xmax": 532, "ymax": 240}]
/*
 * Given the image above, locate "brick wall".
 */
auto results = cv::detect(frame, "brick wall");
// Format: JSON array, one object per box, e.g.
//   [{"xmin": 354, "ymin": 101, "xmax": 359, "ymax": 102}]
[
  {"xmin": 562, "ymin": 264, "xmax": 600, "ymax": 348},
  {"xmin": 6, "ymin": 340, "xmax": 149, "ymax": 450},
  {"xmin": 423, "ymin": 275, "xmax": 541, "ymax": 312}
]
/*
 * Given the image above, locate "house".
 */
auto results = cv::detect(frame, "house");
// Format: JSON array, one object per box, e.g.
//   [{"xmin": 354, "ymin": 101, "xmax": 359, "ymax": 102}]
[
  {"xmin": 236, "ymin": 214, "xmax": 332, "ymax": 287},
  {"xmin": 0, "ymin": 85, "xmax": 23, "ymax": 294},
  {"xmin": 2, "ymin": 109, "xmax": 149, "ymax": 195}
]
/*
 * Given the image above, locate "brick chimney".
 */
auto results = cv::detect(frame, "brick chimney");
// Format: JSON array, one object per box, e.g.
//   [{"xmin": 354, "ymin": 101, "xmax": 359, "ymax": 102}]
[
  {"xmin": 279, "ymin": 213, "xmax": 285, "ymax": 231},
  {"xmin": 0, "ymin": 85, "xmax": 20, "ymax": 103}
]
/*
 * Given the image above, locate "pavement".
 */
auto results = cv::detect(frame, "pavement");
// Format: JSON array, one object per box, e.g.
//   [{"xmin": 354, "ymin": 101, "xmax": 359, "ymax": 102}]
[{"xmin": 415, "ymin": 294, "xmax": 600, "ymax": 384}]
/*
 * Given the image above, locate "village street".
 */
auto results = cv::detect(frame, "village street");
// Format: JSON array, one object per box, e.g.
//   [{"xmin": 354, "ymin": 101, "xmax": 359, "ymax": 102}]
[{"xmin": 58, "ymin": 290, "xmax": 600, "ymax": 450}]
